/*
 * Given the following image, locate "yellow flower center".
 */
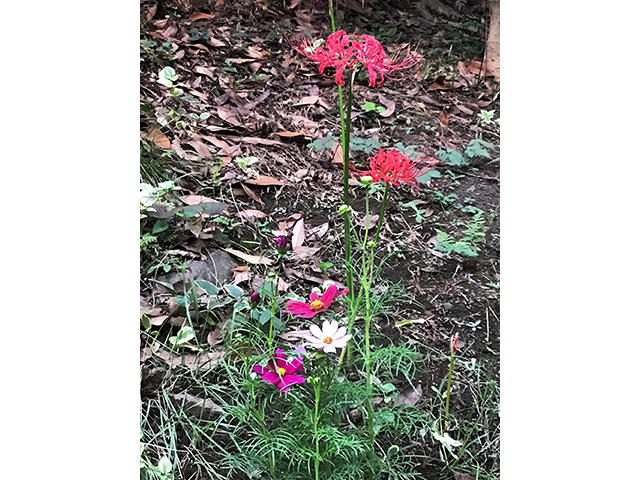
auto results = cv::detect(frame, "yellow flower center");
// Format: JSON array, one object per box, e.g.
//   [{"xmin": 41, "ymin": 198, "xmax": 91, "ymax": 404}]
[
  {"xmin": 323, "ymin": 336, "xmax": 333, "ymax": 344},
  {"xmin": 278, "ymin": 367, "xmax": 287, "ymax": 376},
  {"xmin": 310, "ymin": 300, "xmax": 324, "ymax": 311}
]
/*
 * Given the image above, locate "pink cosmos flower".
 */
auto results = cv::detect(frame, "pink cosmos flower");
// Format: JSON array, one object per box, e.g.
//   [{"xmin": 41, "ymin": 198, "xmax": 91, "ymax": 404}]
[
  {"xmin": 284, "ymin": 284, "xmax": 349, "ymax": 319},
  {"xmin": 354, "ymin": 149, "xmax": 439, "ymax": 192},
  {"xmin": 304, "ymin": 319, "xmax": 352, "ymax": 353},
  {"xmin": 253, "ymin": 349, "xmax": 306, "ymax": 393},
  {"xmin": 291, "ymin": 30, "xmax": 420, "ymax": 87}
]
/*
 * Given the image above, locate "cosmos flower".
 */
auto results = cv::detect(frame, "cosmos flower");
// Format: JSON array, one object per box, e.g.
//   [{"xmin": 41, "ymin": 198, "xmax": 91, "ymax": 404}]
[
  {"xmin": 291, "ymin": 30, "xmax": 420, "ymax": 87},
  {"xmin": 354, "ymin": 148, "xmax": 439, "ymax": 192},
  {"xmin": 304, "ymin": 319, "xmax": 352, "ymax": 353},
  {"xmin": 284, "ymin": 284, "xmax": 349, "ymax": 319},
  {"xmin": 253, "ymin": 349, "xmax": 306, "ymax": 393}
]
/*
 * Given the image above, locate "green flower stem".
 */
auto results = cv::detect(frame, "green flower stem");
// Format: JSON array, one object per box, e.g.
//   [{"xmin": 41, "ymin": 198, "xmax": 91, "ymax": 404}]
[
  {"xmin": 373, "ymin": 181, "xmax": 389, "ymax": 247},
  {"xmin": 267, "ymin": 261, "xmax": 282, "ymax": 354},
  {"xmin": 444, "ymin": 349, "xmax": 456, "ymax": 432},
  {"xmin": 313, "ymin": 378, "xmax": 322, "ymax": 480},
  {"xmin": 340, "ymin": 72, "xmax": 357, "ymax": 366},
  {"xmin": 328, "ymin": 0, "xmax": 336, "ymax": 32}
]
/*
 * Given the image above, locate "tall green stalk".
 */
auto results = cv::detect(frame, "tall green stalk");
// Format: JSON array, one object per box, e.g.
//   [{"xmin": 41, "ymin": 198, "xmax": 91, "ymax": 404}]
[
  {"xmin": 444, "ymin": 337, "xmax": 457, "ymax": 432},
  {"xmin": 313, "ymin": 378, "xmax": 322, "ymax": 480},
  {"xmin": 328, "ymin": 0, "xmax": 337, "ymax": 32}
]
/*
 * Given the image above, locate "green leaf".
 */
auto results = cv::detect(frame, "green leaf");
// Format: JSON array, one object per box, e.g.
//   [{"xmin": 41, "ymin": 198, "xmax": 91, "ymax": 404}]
[
  {"xmin": 224, "ymin": 284, "xmax": 244, "ymax": 298},
  {"xmin": 307, "ymin": 133, "xmax": 335, "ymax": 152},
  {"xmin": 437, "ymin": 149, "xmax": 467, "ymax": 166},
  {"xmin": 140, "ymin": 314, "xmax": 151, "ymax": 330},
  {"xmin": 200, "ymin": 112, "xmax": 211, "ymax": 119},
  {"xmin": 318, "ymin": 261, "xmax": 334, "ymax": 272},
  {"xmin": 363, "ymin": 102, "xmax": 377, "ymax": 112},
  {"xmin": 195, "ymin": 280, "xmax": 219, "ymax": 296},
  {"xmin": 174, "ymin": 295, "xmax": 190, "ymax": 307},
  {"xmin": 172, "ymin": 326, "xmax": 196, "ymax": 346},
  {"xmin": 152, "ymin": 219, "xmax": 169, "ymax": 233},
  {"xmin": 257, "ymin": 281, "xmax": 277, "ymax": 298},
  {"xmin": 158, "ymin": 66, "xmax": 178, "ymax": 87},
  {"xmin": 258, "ymin": 309, "xmax": 272, "ymax": 325},
  {"xmin": 416, "ymin": 169, "xmax": 440, "ymax": 183},
  {"xmin": 163, "ymin": 264, "xmax": 171, "ymax": 273},
  {"xmin": 158, "ymin": 457, "xmax": 172, "ymax": 475},
  {"xmin": 180, "ymin": 201, "xmax": 228, "ymax": 217}
]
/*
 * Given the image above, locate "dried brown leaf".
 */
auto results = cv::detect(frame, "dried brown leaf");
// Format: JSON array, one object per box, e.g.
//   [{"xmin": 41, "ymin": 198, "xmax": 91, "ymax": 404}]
[
  {"xmin": 226, "ymin": 58, "xmax": 255, "ymax": 64},
  {"xmin": 190, "ymin": 12, "xmax": 216, "ymax": 21},
  {"xmin": 292, "ymin": 246, "xmax": 320, "ymax": 261},
  {"xmin": 195, "ymin": 65, "xmax": 216, "ymax": 79},
  {"xmin": 247, "ymin": 46, "xmax": 267, "ymax": 59},
  {"xmin": 331, "ymin": 142, "xmax": 343, "ymax": 164},
  {"xmin": 153, "ymin": 347, "xmax": 226, "ymax": 369},
  {"xmin": 439, "ymin": 110, "xmax": 449, "ymax": 127},
  {"xmin": 241, "ymin": 183, "xmax": 264, "ymax": 205},
  {"xmin": 144, "ymin": 126, "xmax": 171, "ymax": 149},
  {"xmin": 237, "ymin": 209, "xmax": 268, "ymax": 221},
  {"xmin": 244, "ymin": 175, "xmax": 284, "ymax": 186},
  {"xmin": 180, "ymin": 195, "xmax": 216, "ymax": 205},
  {"xmin": 188, "ymin": 140, "xmax": 212, "ymax": 158},
  {"xmin": 224, "ymin": 248, "xmax": 275, "ymax": 265},
  {"xmin": 306, "ymin": 222, "xmax": 329, "ymax": 241},
  {"xmin": 291, "ymin": 218, "xmax": 305, "ymax": 248},
  {"xmin": 279, "ymin": 329, "xmax": 309, "ymax": 341},
  {"xmin": 294, "ymin": 95, "xmax": 318, "ymax": 106}
]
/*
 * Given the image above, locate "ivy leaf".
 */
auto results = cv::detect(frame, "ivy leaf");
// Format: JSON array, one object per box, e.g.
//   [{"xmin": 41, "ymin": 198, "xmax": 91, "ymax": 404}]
[
  {"xmin": 308, "ymin": 133, "xmax": 335, "ymax": 152},
  {"xmin": 416, "ymin": 169, "xmax": 441, "ymax": 183},
  {"xmin": 224, "ymin": 284, "xmax": 244, "ymax": 298},
  {"xmin": 464, "ymin": 139, "xmax": 493, "ymax": 159},
  {"xmin": 195, "ymin": 280, "xmax": 219, "ymax": 296},
  {"xmin": 158, "ymin": 66, "xmax": 178, "ymax": 87},
  {"xmin": 152, "ymin": 219, "xmax": 169, "ymax": 233}
]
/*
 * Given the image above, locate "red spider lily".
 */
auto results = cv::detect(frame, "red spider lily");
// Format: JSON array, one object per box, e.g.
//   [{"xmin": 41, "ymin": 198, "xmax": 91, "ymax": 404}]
[
  {"xmin": 284, "ymin": 284, "xmax": 349, "ymax": 319},
  {"xmin": 354, "ymin": 149, "xmax": 439, "ymax": 191},
  {"xmin": 352, "ymin": 34, "xmax": 421, "ymax": 87},
  {"xmin": 253, "ymin": 349, "xmax": 306, "ymax": 393},
  {"xmin": 291, "ymin": 30, "xmax": 420, "ymax": 87}
]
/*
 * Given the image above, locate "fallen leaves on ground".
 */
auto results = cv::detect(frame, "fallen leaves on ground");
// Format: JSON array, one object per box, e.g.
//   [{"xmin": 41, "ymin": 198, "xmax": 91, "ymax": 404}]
[
  {"xmin": 224, "ymin": 248, "xmax": 274, "ymax": 265},
  {"xmin": 291, "ymin": 218, "xmax": 305, "ymax": 248},
  {"xmin": 241, "ymin": 183, "xmax": 264, "ymax": 205},
  {"xmin": 244, "ymin": 174, "xmax": 284, "ymax": 186},
  {"xmin": 143, "ymin": 126, "xmax": 171, "ymax": 149},
  {"xmin": 237, "ymin": 209, "xmax": 267, "ymax": 222},
  {"xmin": 153, "ymin": 346, "xmax": 226, "ymax": 369}
]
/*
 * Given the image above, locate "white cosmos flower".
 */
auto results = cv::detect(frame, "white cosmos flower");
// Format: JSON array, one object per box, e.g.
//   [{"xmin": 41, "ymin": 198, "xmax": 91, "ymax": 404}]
[{"xmin": 304, "ymin": 320, "xmax": 352, "ymax": 353}]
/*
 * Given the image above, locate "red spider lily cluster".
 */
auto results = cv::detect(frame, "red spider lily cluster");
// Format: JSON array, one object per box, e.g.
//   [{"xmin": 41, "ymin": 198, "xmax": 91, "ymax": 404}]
[
  {"xmin": 291, "ymin": 30, "xmax": 420, "ymax": 87},
  {"xmin": 354, "ymin": 149, "xmax": 440, "ymax": 191}
]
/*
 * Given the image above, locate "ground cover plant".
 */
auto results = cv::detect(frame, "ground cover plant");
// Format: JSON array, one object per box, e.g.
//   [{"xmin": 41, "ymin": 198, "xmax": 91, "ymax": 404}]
[{"xmin": 140, "ymin": 0, "xmax": 500, "ymax": 479}]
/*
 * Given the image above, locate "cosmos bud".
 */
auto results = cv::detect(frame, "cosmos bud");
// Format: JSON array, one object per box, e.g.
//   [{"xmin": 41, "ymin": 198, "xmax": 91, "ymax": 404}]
[{"xmin": 275, "ymin": 235, "xmax": 289, "ymax": 255}]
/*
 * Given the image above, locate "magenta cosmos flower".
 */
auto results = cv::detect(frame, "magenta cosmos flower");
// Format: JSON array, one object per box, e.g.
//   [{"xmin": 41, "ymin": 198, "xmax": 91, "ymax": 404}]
[
  {"xmin": 291, "ymin": 30, "xmax": 420, "ymax": 87},
  {"xmin": 284, "ymin": 284, "xmax": 349, "ymax": 319},
  {"xmin": 253, "ymin": 349, "xmax": 306, "ymax": 393},
  {"xmin": 354, "ymin": 149, "xmax": 439, "ymax": 192},
  {"xmin": 304, "ymin": 320, "xmax": 352, "ymax": 353}
]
